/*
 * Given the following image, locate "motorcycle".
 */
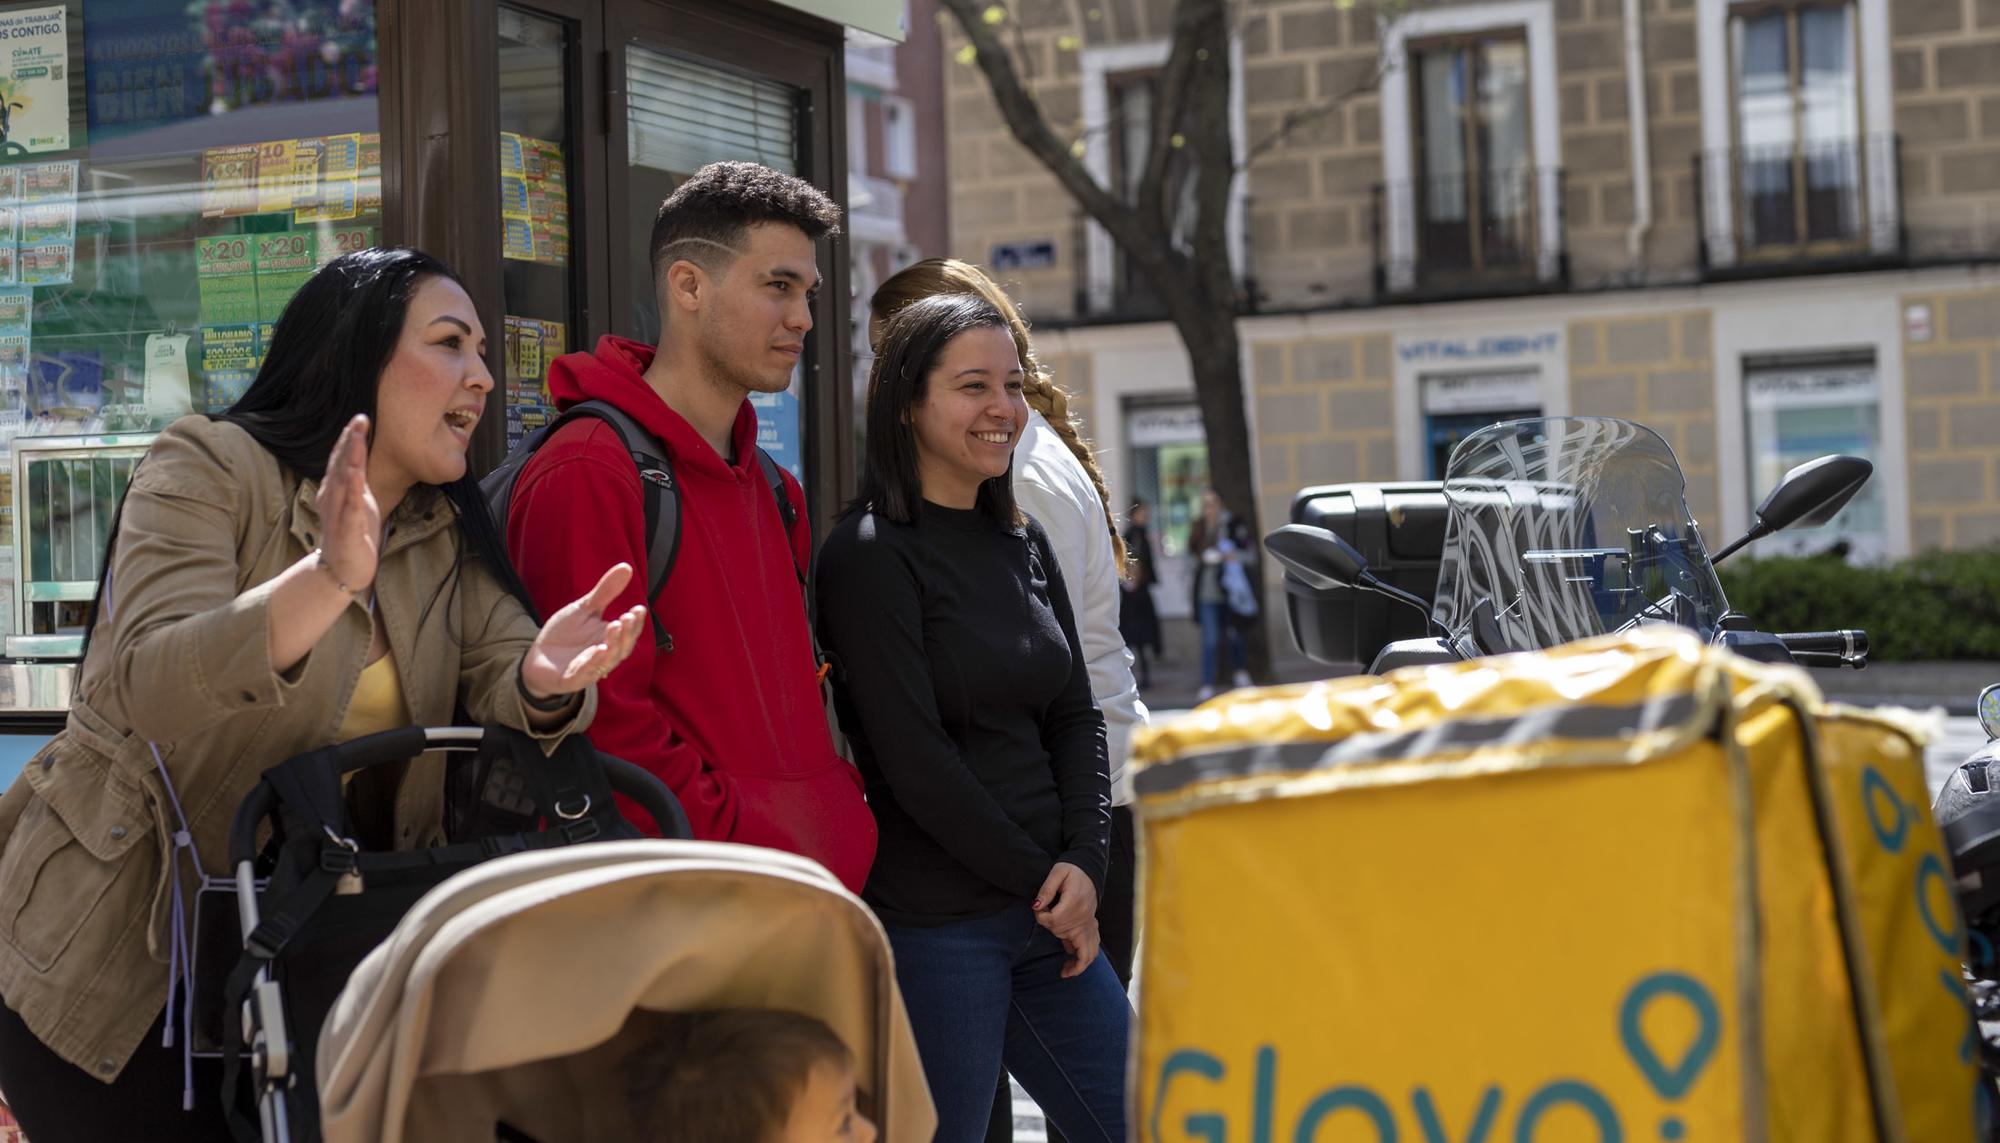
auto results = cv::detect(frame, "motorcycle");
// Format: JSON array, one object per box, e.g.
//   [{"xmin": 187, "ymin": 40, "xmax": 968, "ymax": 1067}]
[
  {"xmin": 1269, "ymin": 415, "xmax": 2000, "ymax": 1132},
  {"xmin": 1264, "ymin": 415, "xmax": 1873, "ymax": 676},
  {"xmin": 1935, "ymin": 683, "xmax": 2000, "ymax": 1132}
]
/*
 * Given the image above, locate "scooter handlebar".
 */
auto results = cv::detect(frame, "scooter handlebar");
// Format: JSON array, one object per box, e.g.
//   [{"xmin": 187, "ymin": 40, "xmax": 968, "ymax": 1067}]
[{"xmin": 1776, "ymin": 629, "xmax": 1869, "ymax": 668}]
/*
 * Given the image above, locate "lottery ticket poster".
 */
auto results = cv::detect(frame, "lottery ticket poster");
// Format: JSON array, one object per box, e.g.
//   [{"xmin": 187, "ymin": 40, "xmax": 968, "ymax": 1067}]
[{"xmin": 498, "ymin": 132, "xmax": 569, "ymax": 266}]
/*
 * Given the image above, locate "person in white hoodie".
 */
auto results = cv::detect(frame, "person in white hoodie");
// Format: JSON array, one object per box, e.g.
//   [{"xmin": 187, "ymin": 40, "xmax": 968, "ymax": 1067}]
[{"xmin": 871, "ymin": 259, "xmax": 1145, "ymax": 1143}]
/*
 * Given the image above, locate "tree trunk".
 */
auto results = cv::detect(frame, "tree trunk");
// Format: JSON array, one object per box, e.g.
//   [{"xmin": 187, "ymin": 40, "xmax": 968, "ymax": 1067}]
[{"xmin": 1158, "ymin": 285, "xmax": 1274, "ymax": 683}]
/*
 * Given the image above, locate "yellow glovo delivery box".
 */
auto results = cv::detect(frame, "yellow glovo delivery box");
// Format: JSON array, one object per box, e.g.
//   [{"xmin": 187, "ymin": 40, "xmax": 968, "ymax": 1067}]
[{"xmin": 1129, "ymin": 628, "xmax": 1976, "ymax": 1143}]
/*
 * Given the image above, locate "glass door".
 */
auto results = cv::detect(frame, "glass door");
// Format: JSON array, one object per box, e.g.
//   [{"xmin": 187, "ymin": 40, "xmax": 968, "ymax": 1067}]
[
  {"xmin": 497, "ymin": 3, "xmax": 586, "ymax": 451},
  {"xmin": 606, "ymin": 0, "xmax": 844, "ymax": 506}
]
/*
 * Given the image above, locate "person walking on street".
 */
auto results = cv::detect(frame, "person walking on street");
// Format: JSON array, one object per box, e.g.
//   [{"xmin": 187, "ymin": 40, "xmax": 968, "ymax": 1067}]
[
  {"xmin": 817, "ymin": 294, "xmax": 1129, "ymax": 1143},
  {"xmin": 0, "ymin": 248, "xmax": 638, "ymax": 1141},
  {"xmin": 505, "ymin": 162, "xmax": 876, "ymax": 893},
  {"xmin": 1120, "ymin": 500, "xmax": 1162, "ymax": 691},
  {"xmin": 870, "ymin": 259, "xmax": 1144, "ymax": 1143},
  {"xmin": 1188, "ymin": 489, "xmax": 1259, "ymax": 701}
]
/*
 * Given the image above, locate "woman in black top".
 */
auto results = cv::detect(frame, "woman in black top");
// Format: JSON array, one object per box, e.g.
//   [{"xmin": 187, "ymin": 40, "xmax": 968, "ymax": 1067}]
[{"xmin": 816, "ymin": 295, "xmax": 1128, "ymax": 1143}]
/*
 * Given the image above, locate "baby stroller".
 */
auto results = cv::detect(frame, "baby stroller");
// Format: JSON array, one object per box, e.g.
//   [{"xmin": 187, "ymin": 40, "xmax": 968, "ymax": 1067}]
[
  {"xmin": 210, "ymin": 724, "xmax": 690, "ymax": 1143},
  {"xmin": 312, "ymin": 839, "xmax": 937, "ymax": 1142}
]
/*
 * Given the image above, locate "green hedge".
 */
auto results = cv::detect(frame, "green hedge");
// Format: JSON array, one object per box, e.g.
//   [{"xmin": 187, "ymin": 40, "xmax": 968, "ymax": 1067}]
[{"xmin": 1716, "ymin": 549, "xmax": 2000, "ymax": 662}]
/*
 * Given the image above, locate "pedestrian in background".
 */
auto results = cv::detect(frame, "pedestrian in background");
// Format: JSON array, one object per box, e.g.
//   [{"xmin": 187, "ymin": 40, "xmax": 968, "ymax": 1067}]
[
  {"xmin": 818, "ymin": 293, "xmax": 1128, "ymax": 1143},
  {"xmin": 1120, "ymin": 500, "xmax": 1162, "ymax": 691},
  {"xmin": 1188, "ymin": 488, "xmax": 1258, "ymax": 700},
  {"xmin": 870, "ymin": 259, "xmax": 1144, "ymax": 1143}
]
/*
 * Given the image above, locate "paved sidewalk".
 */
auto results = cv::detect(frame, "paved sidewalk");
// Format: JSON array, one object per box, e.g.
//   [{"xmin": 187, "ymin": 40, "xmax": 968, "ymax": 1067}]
[{"xmin": 1133, "ymin": 621, "xmax": 1994, "ymax": 717}]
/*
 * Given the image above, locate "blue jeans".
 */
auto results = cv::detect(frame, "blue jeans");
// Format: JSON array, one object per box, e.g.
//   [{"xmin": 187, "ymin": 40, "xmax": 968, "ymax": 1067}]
[
  {"xmin": 1198, "ymin": 601, "xmax": 1245, "ymax": 687},
  {"xmin": 883, "ymin": 903, "xmax": 1131, "ymax": 1143}
]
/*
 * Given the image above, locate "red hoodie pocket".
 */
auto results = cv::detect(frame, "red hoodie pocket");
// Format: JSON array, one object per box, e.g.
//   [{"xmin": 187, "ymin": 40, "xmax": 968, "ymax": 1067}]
[{"xmin": 728, "ymin": 757, "xmax": 878, "ymax": 894}]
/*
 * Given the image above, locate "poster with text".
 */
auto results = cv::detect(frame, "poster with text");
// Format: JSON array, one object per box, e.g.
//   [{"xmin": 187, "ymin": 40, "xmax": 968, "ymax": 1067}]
[{"xmin": 0, "ymin": 6, "xmax": 69, "ymax": 154}]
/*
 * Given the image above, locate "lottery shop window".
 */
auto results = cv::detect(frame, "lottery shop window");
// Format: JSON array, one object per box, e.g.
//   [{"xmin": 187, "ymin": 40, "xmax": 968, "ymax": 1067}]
[{"xmin": 0, "ymin": 0, "xmax": 381, "ymax": 644}]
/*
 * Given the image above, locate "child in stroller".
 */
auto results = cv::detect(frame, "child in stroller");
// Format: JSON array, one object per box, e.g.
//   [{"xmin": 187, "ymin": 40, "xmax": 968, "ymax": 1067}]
[
  {"xmin": 627, "ymin": 1009, "xmax": 876, "ymax": 1143},
  {"xmin": 316, "ymin": 839, "xmax": 934, "ymax": 1143}
]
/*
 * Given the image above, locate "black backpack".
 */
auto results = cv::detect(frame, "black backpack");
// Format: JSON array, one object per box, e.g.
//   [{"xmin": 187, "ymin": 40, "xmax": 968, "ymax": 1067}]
[{"xmin": 481, "ymin": 400, "xmax": 802, "ymax": 652}]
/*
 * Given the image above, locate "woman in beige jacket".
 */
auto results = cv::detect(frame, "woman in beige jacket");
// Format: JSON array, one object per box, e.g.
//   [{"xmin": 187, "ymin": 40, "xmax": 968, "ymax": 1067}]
[{"xmin": 0, "ymin": 247, "xmax": 645, "ymax": 1141}]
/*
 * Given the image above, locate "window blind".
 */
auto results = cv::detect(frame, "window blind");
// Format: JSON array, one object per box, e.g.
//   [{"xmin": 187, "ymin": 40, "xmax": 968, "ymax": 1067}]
[{"xmin": 627, "ymin": 45, "xmax": 797, "ymax": 176}]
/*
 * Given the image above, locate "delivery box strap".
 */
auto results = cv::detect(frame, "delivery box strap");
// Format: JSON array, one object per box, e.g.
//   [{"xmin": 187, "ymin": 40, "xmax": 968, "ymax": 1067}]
[{"xmin": 1134, "ymin": 690, "xmax": 1707, "ymax": 800}]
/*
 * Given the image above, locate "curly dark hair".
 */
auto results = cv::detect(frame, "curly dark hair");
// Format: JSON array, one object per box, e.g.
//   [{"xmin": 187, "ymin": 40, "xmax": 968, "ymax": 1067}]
[{"xmin": 648, "ymin": 161, "xmax": 843, "ymax": 278}]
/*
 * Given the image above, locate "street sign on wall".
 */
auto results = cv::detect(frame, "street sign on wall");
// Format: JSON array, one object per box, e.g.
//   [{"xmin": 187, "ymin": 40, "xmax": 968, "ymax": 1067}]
[{"xmin": 991, "ymin": 240, "xmax": 1056, "ymax": 273}]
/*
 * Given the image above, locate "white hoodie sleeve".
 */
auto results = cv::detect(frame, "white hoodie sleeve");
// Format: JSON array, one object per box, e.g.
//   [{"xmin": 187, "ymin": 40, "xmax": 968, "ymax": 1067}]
[{"xmin": 1013, "ymin": 412, "xmax": 1148, "ymax": 805}]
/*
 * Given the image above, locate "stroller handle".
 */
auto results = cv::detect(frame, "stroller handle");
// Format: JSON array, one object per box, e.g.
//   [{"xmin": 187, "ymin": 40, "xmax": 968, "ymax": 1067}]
[
  {"xmin": 600, "ymin": 752, "xmax": 694, "ymax": 841},
  {"xmin": 227, "ymin": 728, "xmax": 691, "ymax": 866}
]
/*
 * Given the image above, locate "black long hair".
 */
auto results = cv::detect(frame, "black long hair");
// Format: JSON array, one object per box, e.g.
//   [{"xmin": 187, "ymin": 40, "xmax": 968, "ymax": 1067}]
[
  {"xmin": 82, "ymin": 248, "xmax": 536, "ymax": 668},
  {"xmin": 856, "ymin": 292, "xmax": 1021, "ymax": 529},
  {"xmin": 217, "ymin": 246, "xmax": 539, "ymax": 621}
]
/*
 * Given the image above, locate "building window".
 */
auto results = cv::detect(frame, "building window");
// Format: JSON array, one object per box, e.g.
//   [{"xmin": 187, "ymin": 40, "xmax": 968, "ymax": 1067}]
[
  {"xmin": 1729, "ymin": 1, "xmax": 1864, "ymax": 255},
  {"xmin": 1420, "ymin": 370, "xmax": 1542, "ymax": 478},
  {"xmin": 1410, "ymin": 33, "xmax": 1536, "ymax": 279},
  {"xmin": 1743, "ymin": 353, "xmax": 1883, "ymax": 558},
  {"xmin": 1101, "ymin": 68, "xmax": 1192, "ymax": 316},
  {"xmin": 846, "ymin": 91, "xmax": 870, "ymax": 175},
  {"xmin": 882, "ymin": 96, "xmax": 917, "ymax": 180}
]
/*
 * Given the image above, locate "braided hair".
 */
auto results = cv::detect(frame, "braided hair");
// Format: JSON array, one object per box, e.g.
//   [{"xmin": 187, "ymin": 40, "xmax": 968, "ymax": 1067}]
[{"xmin": 869, "ymin": 258, "xmax": 1128, "ymax": 570}]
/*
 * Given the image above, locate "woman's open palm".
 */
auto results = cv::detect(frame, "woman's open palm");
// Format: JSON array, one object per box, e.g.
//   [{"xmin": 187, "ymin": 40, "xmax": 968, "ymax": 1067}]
[
  {"xmin": 315, "ymin": 414, "xmax": 381, "ymax": 591},
  {"xmin": 520, "ymin": 564, "xmax": 646, "ymax": 698}
]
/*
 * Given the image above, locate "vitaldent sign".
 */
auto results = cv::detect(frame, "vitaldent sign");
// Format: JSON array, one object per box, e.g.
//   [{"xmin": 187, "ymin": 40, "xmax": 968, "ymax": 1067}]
[{"xmin": 1397, "ymin": 332, "xmax": 1560, "ymax": 364}]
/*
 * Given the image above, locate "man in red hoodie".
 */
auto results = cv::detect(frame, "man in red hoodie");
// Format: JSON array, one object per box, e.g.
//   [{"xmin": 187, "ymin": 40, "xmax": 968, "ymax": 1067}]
[{"xmin": 506, "ymin": 161, "xmax": 875, "ymax": 892}]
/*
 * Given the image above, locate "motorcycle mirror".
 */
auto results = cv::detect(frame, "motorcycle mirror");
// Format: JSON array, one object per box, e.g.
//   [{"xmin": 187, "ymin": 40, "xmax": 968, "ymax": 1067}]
[
  {"xmin": 1264, "ymin": 524, "xmax": 1370, "ymax": 591},
  {"xmin": 1711, "ymin": 454, "xmax": 1873, "ymax": 564},
  {"xmin": 1981, "ymin": 683, "xmax": 2000, "ymax": 741},
  {"xmin": 1756, "ymin": 454, "xmax": 1873, "ymax": 532}
]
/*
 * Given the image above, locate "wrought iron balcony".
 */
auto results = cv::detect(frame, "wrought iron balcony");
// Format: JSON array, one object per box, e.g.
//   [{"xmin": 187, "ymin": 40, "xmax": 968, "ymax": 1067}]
[
  {"xmin": 1373, "ymin": 167, "xmax": 1568, "ymax": 301},
  {"xmin": 1695, "ymin": 133, "xmax": 1904, "ymax": 277}
]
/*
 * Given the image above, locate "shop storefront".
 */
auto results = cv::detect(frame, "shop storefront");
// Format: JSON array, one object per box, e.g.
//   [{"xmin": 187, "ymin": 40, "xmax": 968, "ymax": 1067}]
[{"xmin": 0, "ymin": 0, "xmax": 897, "ymax": 742}]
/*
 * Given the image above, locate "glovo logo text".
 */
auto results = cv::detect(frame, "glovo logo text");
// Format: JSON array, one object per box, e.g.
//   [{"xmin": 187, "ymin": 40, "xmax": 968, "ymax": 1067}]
[{"xmin": 1150, "ymin": 972, "xmax": 1720, "ymax": 1142}]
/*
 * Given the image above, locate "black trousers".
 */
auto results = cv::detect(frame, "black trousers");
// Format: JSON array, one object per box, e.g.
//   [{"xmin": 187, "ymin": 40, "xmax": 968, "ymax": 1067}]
[
  {"xmin": 0, "ymin": 998, "xmax": 232, "ymax": 1143},
  {"xmin": 989, "ymin": 804, "xmax": 1137, "ymax": 1143}
]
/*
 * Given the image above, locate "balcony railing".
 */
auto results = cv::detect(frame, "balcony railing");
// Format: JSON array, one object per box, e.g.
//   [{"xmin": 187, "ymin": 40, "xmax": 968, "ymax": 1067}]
[
  {"xmin": 1373, "ymin": 167, "xmax": 1568, "ymax": 300},
  {"xmin": 1695, "ymin": 133, "xmax": 1904, "ymax": 275},
  {"xmin": 846, "ymin": 171, "xmax": 906, "ymax": 244}
]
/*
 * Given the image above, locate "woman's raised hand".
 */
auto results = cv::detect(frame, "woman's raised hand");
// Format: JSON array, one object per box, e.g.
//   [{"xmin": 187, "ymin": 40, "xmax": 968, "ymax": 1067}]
[
  {"xmin": 520, "ymin": 563, "xmax": 647, "ymax": 700},
  {"xmin": 315, "ymin": 414, "xmax": 381, "ymax": 593}
]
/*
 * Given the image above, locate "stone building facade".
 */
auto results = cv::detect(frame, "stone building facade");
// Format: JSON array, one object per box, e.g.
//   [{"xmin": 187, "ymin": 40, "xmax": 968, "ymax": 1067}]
[{"xmin": 939, "ymin": 0, "xmax": 2000, "ymax": 643}]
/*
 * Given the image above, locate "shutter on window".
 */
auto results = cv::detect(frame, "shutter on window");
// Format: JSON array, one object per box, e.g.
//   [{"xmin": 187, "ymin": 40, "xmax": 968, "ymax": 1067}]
[{"xmin": 627, "ymin": 46, "xmax": 797, "ymax": 176}]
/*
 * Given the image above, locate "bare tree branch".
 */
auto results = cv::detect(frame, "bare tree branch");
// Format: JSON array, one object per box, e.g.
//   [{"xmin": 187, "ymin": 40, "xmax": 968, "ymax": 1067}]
[
  {"xmin": 1238, "ymin": 54, "xmax": 1390, "ymax": 171},
  {"xmin": 938, "ymin": 0, "xmax": 1167, "ymax": 271},
  {"xmin": 1133, "ymin": 0, "xmax": 1207, "ymax": 237}
]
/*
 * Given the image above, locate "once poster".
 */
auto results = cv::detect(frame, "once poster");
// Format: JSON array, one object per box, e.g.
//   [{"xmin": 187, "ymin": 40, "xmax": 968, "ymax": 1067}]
[{"xmin": 0, "ymin": 6, "xmax": 69, "ymax": 155}]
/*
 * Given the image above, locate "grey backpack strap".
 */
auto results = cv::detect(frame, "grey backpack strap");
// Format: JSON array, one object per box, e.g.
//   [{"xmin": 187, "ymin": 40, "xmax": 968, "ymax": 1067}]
[{"xmin": 484, "ymin": 400, "xmax": 680, "ymax": 651}]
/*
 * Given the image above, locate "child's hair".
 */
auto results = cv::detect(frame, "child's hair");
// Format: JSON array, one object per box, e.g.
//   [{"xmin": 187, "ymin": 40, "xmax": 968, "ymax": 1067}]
[{"xmin": 627, "ymin": 1009, "xmax": 854, "ymax": 1142}]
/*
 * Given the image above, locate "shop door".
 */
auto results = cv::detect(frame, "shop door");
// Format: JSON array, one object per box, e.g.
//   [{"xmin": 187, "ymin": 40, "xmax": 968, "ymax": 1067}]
[
  {"xmin": 604, "ymin": 0, "xmax": 848, "ymax": 512},
  {"xmin": 475, "ymin": 0, "xmax": 848, "ymax": 518},
  {"xmin": 1126, "ymin": 402, "xmax": 1208, "ymax": 621}
]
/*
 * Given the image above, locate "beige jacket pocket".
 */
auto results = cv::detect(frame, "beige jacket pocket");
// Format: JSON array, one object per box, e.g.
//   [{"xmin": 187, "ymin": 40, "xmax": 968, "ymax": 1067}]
[{"xmin": 1, "ymin": 743, "xmax": 155, "ymax": 973}]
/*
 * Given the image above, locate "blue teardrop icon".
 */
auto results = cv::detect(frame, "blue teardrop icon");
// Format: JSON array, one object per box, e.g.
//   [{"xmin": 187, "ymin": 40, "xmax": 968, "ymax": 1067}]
[{"xmin": 1620, "ymin": 973, "xmax": 1721, "ymax": 1100}]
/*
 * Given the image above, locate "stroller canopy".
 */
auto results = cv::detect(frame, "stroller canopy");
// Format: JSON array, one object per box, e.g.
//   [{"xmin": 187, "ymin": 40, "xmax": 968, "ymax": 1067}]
[{"xmin": 315, "ymin": 840, "xmax": 936, "ymax": 1143}]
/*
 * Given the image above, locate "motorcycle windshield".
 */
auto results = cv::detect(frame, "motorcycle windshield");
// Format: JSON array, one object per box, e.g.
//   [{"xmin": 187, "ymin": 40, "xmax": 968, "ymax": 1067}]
[{"xmin": 1432, "ymin": 417, "xmax": 1729, "ymax": 654}]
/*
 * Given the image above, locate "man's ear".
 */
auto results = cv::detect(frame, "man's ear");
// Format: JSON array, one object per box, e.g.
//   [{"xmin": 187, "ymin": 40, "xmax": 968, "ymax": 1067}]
[{"xmin": 661, "ymin": 258, "xmax": 707, "ymax": 318}]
